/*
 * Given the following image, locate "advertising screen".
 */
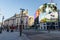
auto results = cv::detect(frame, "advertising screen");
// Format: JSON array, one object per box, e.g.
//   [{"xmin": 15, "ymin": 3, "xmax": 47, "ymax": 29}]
[{"xmin": 38, "ymin": 3, "xmax": 58, "ymax": 22}]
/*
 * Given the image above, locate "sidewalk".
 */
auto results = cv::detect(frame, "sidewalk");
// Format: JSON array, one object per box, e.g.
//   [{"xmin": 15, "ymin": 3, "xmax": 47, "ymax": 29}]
[
  {"xmin": 1, "ymin": 30, "xmax": 60, "ymax": 40},
  {"xmin": 0, "ymin": 31, "xmax": 29, "ymax": 40}
]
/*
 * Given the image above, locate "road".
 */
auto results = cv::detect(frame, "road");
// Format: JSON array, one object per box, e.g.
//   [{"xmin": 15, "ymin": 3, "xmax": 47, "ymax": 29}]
[
  {"xmin": 23, "ymin": 29, "xmax": 60, "ymax": 40},
  {"xmin": 0, "ymin": 29, "xmax": 60, "ymax": 40}
]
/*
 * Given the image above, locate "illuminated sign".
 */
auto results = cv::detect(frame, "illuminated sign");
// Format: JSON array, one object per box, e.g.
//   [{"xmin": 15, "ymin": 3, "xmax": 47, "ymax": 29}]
[{"xmin": 38, "ymin": 3, "xmax": 58, "ymax": 22}]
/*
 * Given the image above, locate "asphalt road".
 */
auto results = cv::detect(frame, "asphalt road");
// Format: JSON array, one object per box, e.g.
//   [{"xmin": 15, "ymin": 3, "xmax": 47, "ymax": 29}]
[{"xmin": 23, "ymin": 30, "xmax": 60, "ymax": 40}]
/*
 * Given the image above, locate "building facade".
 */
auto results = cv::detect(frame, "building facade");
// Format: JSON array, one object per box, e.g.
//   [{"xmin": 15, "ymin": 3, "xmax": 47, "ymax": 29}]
[
  {"xmin": 28, "ymin": 16, "xmax": 34, "ymax": 27},
  {"xmin": 4, "ymin": 9, "xmax": 29, "ymax": 29},
  {"xmin": 40, "ymin": 22, "xmax": 47, "ymax": 30}
]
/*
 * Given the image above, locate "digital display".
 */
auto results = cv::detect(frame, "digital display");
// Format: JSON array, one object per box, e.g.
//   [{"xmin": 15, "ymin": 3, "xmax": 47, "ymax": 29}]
[{"xmin": 38, "ymin": 3, "xmax": 58, "ymax": 22}]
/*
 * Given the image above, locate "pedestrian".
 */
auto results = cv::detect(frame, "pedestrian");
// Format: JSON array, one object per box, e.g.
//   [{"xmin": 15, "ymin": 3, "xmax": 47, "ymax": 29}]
[
  {"xmin": 48, "ymin": 26, "xmax": 50, "ymax": 33},
  {"xmin": 10, "ymin": 26, "xmax": 14, "ymax": 32},
  {"xmin": 6, "ymin": 25, "xmax": 9, "ymax": 32},
  {"xmin": 0, "ymin": 27, "xmax": 2, "ymax": 33}
]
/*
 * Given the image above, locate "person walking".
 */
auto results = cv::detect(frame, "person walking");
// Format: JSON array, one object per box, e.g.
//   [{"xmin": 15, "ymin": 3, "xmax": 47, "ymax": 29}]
[{"xmin": 0, "ymin": 27, "xmax": 2, "ymax": 33}]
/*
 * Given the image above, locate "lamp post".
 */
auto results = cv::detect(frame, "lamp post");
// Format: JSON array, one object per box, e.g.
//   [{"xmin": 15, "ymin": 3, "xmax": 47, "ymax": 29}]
[
  {"xmin": 0, "ymin": 16, "xmax": 4, "ymax": 33},
  {"xmin": 2, "ymin": 16, "xmax": 4, "ymax": 30},
  {"xmin": 2, "ymin": 16, "xmax": 4, "ymax": 27},
  {"xmin": 58, "ymin": 10, "xmax": 60, "ymax": 30},
  {"xmin": 20, "ymin": 8, "xmax": 25, "ymax": 36}
]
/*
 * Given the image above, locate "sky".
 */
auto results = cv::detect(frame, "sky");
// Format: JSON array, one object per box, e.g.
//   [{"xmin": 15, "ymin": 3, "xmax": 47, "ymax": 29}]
[{"xmin": 0, "ymin": 0, "xmax": 60, "ymax": 22}]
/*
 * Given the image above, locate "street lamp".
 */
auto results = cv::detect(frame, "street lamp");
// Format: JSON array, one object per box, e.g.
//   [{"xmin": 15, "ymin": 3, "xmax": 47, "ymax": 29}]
[
  {"xmin": 2, "ymin": 16, "xmax": 4, "ymax": 27},
  {"xmin": 58, "ymin": 10, "xmax": 59, "ymax": 30},
  {"xmin": 2, "ymin": 16, "xmax": 4, "ymax": 30},
  {"xmin": 20, "ymin": 8, "xmax": 25, "ymax": 36},
  {"xmin": 0, "ymin": 16, "xmax": 4, "ymax": 33},
  {"xmin": 0, "ymin": 14, "xmax": 2, "ymax": 33}
]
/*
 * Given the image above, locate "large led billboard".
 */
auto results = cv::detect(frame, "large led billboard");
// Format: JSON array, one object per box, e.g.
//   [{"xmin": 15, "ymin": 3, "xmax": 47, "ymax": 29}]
[{"xmin": 38, "ymin": 3, "xmax": 58, "ymax": 22}]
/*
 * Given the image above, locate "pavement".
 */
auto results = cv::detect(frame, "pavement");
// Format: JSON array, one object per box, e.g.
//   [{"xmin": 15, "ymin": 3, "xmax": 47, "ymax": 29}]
[
  {"xmin": 0, "ymin": 31, "xmax": 29, "ymax": 40},
  {"xmin": 0, "ymin": 29, "xmax": 60, "ymax": 40}
]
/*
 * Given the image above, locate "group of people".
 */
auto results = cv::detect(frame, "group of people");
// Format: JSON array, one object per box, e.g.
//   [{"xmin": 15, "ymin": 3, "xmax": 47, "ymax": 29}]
[
  {"xmin": 5, "ymin": 26, "xmax": 18, "ymax": 32},
  {"xmin": 0, "ymin": 25, "xmax": 18, "ymax": 33}
]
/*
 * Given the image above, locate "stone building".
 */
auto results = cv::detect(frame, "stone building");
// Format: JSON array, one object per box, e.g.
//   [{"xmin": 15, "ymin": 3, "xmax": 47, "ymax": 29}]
[
  {"xmin": 4, "ymin": 9, "xmax": 29, "ymax": 29},
  {"xmin": 28, "ymin": 16, "xmax": 34, "ymax": 27}
]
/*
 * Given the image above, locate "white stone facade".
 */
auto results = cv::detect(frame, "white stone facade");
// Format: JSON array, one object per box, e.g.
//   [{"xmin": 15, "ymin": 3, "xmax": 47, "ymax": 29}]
[
  {"xmin": 4, "ymin": 9, "xmax": 29, "ymax": 29},
  {"xmin": 28, "ymin": 16, "xmax": 34, "ymax": 26}
]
